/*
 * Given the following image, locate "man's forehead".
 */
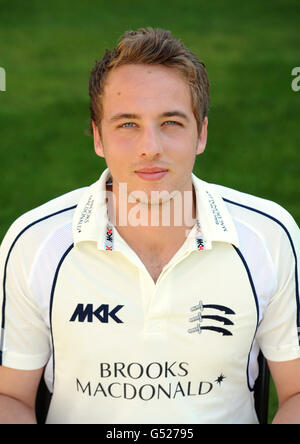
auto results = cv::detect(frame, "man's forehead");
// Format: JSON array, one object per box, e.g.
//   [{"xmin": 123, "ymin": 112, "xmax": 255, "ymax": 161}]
[
  {"xmin": 104, "ymin": 63, "xmax": 189, "ymax": 91},
  {"xmin": 101, "ymin": 64, "xmax": 194, "ymax": 123}
]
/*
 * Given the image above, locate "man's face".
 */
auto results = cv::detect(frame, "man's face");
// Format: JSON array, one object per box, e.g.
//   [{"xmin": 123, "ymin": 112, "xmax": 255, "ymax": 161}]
[{"xmin": 93, "ymin": 63, "xmax": 208, "ymax": 204}]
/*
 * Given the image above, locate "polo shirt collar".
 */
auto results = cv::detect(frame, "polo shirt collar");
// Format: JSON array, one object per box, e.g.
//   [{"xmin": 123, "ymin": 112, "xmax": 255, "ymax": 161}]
[
  {"xmin": 192, "ymin": 173, "xmax": 240, "ymax": 249},
  {"xmin": 72, "ymin": 168, "xmax": 111, "ymax": 247},
  {"xmin": 72, "ymin": 168, "xmax": 239, "ymax": 251}
]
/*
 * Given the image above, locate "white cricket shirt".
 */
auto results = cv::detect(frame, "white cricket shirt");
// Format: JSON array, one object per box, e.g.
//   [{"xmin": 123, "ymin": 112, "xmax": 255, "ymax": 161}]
[{"xmin": 0, "ymin": 168, "xmax": 299, "ymax": 424}]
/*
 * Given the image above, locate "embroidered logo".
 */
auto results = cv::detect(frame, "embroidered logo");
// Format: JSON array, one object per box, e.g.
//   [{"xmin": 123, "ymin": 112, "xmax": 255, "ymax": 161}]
[
  {"xmin": 195, "ymin": 220, "xmax": 205, "ymax": 251},
  {"xmin": 188, "ymin": 300, "xmax": 235, "ymax": 336},
  {"xmin": 105, "ymin": 223, "xmax": 114, "ymax": 251}
]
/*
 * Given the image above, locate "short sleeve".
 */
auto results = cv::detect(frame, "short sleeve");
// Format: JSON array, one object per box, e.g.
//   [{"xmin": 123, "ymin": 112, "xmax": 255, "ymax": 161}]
[
  {"xmin": 256, "ymin": 211, "xmax": 300, "ymax": 362},
  {"xmin": 0, "ymin": 218, "xmax": 51, "ymax": 370}
]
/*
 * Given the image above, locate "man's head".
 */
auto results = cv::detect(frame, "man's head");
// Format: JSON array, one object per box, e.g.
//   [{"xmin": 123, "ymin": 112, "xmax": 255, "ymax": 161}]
[
  {"xmin": 89, "ymin": 27, "xmax": 210, "ymax": 138},
  {"xmin": 89, "ymin": 27, "xmax": 210, "ymax": 209}
]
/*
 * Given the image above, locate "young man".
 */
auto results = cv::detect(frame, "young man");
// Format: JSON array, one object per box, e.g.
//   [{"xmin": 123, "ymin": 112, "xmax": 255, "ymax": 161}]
[{"xmin": 0, "ymin": 28, "xmax": 300, "ymax": 424}]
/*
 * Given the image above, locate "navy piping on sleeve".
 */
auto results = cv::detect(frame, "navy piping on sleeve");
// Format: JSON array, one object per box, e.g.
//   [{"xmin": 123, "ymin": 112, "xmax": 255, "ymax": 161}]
[
  {"xmin": 49, "ymin": 243, "xmax": 74, "ymax": 392},
  {"xmin": 223, "ymin": 198, "xmax": 300, "ymax": 343},
  {"xmin": 232, "ymin": 245, "xmax": 260, "ymax": 392},
  {"xmin": 232, "ymin": 245, "xmax": 259, "ymax": 392},
  {"xmin": 0, "ymin": 205, "xmax": 77, "ymax": 365}
]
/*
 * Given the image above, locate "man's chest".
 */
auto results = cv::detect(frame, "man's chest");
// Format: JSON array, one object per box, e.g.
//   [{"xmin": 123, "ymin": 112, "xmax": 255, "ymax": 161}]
[
  {"xmin": 136, "ymin": 256, "xmax": 167, "ymax": 284},
  {"xmin": 44, "ymin": 242, "xmax": 261, "ymax": 423},
  {"xmin": 49, "ymin": 243, "xmax": 258, "ymax": 372}
]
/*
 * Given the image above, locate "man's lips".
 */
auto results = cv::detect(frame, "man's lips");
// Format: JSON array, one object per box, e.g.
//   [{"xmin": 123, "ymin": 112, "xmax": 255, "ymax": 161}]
[
  {"xmin": 135, "ymin": 167, "xmax": 168, "ymax": 173},
  {"xmin": 134, "ymin": 168, "xmax": 169, "ymax": 181}
]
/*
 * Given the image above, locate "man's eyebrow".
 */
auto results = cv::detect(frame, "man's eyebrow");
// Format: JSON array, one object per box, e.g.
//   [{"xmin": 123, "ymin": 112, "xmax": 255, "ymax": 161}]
[
  {"xmin": 109, "ymin": 111, "xmax": 189, "ymax": 122},
  {"xmin": 160, "ymin": 111, "xmax": 189, "ymax": 121},
  {"xmin": 110, "ymin": 113, "xmax": 139, "ymax": 122}
]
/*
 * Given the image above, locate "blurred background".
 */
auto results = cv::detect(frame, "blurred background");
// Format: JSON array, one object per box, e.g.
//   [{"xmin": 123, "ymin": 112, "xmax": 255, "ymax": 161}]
[{"xmin": 0, "ymin": 0, "xmax": 299, "ymax": 423}]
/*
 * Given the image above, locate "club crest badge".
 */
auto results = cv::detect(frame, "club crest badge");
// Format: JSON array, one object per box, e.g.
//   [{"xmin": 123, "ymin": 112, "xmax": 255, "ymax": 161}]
[{"xmin": 188, "ymin": 300, "xmax": 235, "ymax": 336}]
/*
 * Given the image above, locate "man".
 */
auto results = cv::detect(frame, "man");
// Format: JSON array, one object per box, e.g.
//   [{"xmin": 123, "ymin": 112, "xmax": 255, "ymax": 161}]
[{"xmin": 0, "ymin": 27, "xmax": 299, "ymax": 424}]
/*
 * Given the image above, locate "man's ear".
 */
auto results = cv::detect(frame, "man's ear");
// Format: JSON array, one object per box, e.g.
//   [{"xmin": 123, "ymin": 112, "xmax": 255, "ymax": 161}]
[
  {"xmin": 196, "ymin": 116, "xmax": 208, "ymax": 155},
  {"xmin": 92, "ymin": 120, "xmax": 105, "ymax": 158}
]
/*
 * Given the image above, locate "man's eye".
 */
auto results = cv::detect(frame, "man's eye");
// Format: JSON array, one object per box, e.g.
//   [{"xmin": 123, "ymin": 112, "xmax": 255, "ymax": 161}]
[
  {"xmin": 121, "ymin": 122, "xmax": 136, "ymax": 128},
  {"xmin": 163, "ymin": 121, "xmax": 180, "ymax": 126}
]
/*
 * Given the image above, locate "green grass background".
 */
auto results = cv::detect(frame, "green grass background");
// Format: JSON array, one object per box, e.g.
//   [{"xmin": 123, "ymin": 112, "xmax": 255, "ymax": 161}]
[{"xmin": 1, "ymin": 0, "xmax": 299, "ymax": 423}]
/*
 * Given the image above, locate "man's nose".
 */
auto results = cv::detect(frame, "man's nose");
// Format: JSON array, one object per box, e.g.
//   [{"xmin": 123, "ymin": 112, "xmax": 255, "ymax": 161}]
[{"xmin": 137, "ymin": 125, "xmax": 163, "ymax": 157}]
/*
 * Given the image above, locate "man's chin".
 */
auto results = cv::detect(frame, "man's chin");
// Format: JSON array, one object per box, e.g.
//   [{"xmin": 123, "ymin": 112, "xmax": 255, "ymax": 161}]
[{"xmin": 129, "ymin": 189, "xmax": 179, "ymax": 206}]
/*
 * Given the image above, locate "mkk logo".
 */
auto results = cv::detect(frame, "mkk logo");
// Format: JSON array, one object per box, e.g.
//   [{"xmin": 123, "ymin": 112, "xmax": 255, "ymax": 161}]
[{"xmin": 70, "ymin": 304, "xmax": 124, "ymax": 323}]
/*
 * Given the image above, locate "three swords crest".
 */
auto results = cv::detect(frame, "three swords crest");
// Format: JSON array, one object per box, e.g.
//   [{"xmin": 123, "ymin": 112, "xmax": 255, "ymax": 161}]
[{"xmin": 188, "ymin": 301, "xmax": 236, "ymax": 336}]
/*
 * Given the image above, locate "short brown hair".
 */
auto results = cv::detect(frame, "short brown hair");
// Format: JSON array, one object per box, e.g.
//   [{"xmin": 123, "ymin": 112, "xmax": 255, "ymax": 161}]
[{"xmin": 89, "ymin": 27, "xmax": 209, "ymax": 136}]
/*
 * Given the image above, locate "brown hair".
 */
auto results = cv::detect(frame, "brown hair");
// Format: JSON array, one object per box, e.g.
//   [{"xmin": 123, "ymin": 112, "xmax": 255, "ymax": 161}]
[{"xmin": 89, "ymin": 27, "xmax": 209, "ymax": 136}]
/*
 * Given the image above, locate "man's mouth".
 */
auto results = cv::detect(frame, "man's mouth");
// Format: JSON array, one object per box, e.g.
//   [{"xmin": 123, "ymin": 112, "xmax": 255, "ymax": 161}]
[{"xmin": 134, "ymin": 167, "xmax": 169, "ymax": 181}]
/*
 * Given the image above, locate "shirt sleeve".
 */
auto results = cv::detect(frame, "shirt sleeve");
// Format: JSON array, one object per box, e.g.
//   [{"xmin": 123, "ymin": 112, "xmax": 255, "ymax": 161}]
[
  {"xmin": 256, "ymin": 210, "xmax": 300, "ymax": 362},
  {"xmin": 0, "ymin": 218, "xmax": 51, "ymax": 370}
]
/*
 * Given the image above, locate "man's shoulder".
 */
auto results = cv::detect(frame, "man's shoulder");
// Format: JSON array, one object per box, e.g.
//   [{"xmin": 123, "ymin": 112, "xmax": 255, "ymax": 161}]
[
  {"xmin": 211, "ymin": 182, "xmax": 298, "ymax": 237},
  {"xmin": 1, "ymin": 186, "xmax": 88, "ymax": 251}
]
